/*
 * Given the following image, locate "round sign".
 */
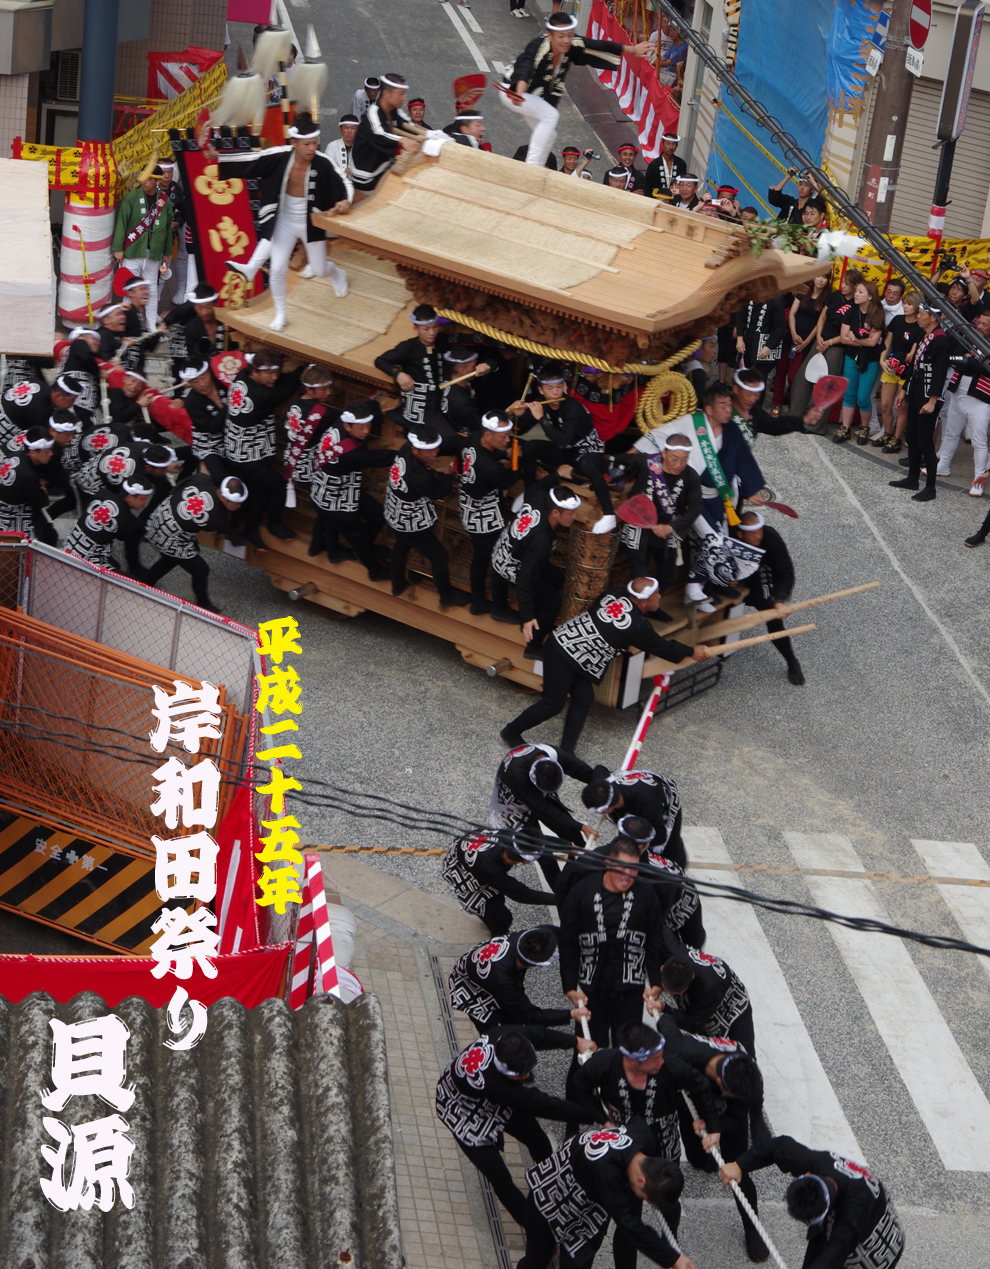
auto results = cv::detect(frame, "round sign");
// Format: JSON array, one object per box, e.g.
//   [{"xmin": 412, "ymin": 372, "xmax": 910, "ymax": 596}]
[{"xmin": 910, "ymin": 0, "xmax": 932, "ymax": 49}]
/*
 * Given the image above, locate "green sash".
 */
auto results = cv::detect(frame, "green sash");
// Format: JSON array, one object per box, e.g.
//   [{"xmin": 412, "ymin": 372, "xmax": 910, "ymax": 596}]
[{"xmin": 692, "ymin": 411, "xmax": 740, "ymax": 527}]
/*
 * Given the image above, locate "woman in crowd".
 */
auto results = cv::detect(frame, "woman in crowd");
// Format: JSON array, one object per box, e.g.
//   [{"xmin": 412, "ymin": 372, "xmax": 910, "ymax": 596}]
[
  {"xmin": 833, "ymin": 278, "xmax": 885, "ymax": 445},
  {"xmin": 875, "ymin": 288, "xmax": 921, "ymax": 454}
]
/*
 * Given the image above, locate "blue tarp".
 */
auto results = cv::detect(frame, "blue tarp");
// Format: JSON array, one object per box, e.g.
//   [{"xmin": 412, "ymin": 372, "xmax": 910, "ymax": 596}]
[{"xmin": 708, "ymin": 0, "xmax": 877, "ymax": 213}]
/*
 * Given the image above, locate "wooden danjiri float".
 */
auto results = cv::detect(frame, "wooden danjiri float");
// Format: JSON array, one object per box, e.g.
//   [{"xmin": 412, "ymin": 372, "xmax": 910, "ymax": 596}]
[{"xmin": 220, "ymin": 142, "xmax": 827, "ymax": 709}]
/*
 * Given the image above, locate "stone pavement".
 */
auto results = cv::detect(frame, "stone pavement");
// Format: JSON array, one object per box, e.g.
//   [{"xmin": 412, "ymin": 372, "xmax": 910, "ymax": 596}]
[{"xmin": 321, "ymin": 852, "xmax": 527, "ymax": 1269}]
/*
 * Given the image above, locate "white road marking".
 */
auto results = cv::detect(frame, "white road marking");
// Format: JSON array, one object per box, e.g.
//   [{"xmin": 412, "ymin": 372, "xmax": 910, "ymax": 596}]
[
  {"xmin": 459, "ymin": 4, "xmax": 483, "ymax": 34},
  {"xmin": 683, "ymin": 827, "xmax": 863, "ymax": 1159},
  {"xmin": 911, "ymin": 839, "xmax": 990, "ymax": 981},
  {"xmin": 785, "ymin": 832, "xmax": 990, "ymax": 1171},
  {"xmin": 813, "ymin": 443, "xmax": 990, "ymax": 711},
  {"xmin": 492, "ymin": 60, "xmax": 511, "ymax": 79},
  {"xmin": 440, "ymin": 2, "xmax": 491, "ymax": 72}
]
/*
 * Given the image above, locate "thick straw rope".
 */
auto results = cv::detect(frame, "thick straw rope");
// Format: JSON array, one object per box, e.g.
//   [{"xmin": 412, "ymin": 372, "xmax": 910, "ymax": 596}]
[{"xmin": 432, "ymin": 308, "xmax": 698, "ymax": 433}]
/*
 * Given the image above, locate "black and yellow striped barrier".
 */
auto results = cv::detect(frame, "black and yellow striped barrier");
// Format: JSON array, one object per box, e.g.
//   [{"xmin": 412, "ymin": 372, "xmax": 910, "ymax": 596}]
[{"xmin": 0, "ymin": 808, "xmax": 185, "ymax": 954}]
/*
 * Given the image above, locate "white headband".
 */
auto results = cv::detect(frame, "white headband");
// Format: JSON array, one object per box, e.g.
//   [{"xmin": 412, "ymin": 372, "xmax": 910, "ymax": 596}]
[
  {"xmin": 628, "ymin": 577, "xmax": 659, "ymax": 599},
  {"xmin": 341, "ymin": 408, "xmax": 374, "ymax": 425},
  {"xmin": 549, "ymin": 488, "xmax": 580, "ymax": 510},
  {"xmin": 144, "ymin": 447, "xmax": 176, "ymax": 467},
  {"xmin": 409, "ymin": 432, "xmax": 442, "ymax": 450},
  {"xmin": 99, "ymin": 303, "xmax": 126, "ymax": 317},
  {"xmin": 493, "ymin": 1055, "xmax": 529, "ymax": 1078},
  {"xmin": 619, "ymin": 1039, "xmax": 665, "ymax": 1061},
  {"xmin": 517, "ymin": 941, "xmax": 559, "ymax": 968},
  {"xmin": 49, "ymin": 416, "xmax": 78, "ymax": 433},
  {"xmin": 289, "ymin": 124, "xmax": 321, "ymax": 139},
  {"xmin": 55, "ymin": 375, "xmax": 82, "ymax": 395},
  {"xmin": 662, "ymin": 133, "xmax": 681, "ymax": 142},
  {"xmin": 443, "ymin": 350, "xmax": 477, "ymax": 363},
  {"xmin": 733, "ymin": 370, "xmax": 764, "ymax": 391},
  {"xmin": 379, "ymin": 73, "xmax": 407, "ymax": 89},
  {"xmin": 193, "ymin": 290, "xmax": 219, "ymax": 304},
  {"xmin": 122, "ymin": 278, "xmax": 147, "ymax": 292},
  {"xmin": 220, "ymin": 476, "xmax": 249, "ymax": 503},
  {"xmin": 739, "ymin": 514, "xmax": 765, "ymax": 531},
  {"xmin": 482, "ymin": 413, "xmax": 512, "ymax": 432},
  {"xmin": 124, "ymin": 371, "xmax": 148, "ymax": 384},
  {"xmin": 410, "ymin": 312, "xmax": 438, "ymax": 326},
  {"xmin": 619, "ymin": 813, "xmax": 655, "ymax": 843},
  {"xmin": 663, "ymin": 440, "xmax": 692, "ymax": 453},
  {"xmin": 546, "ymin": 12, "xmax": 578, "ymax": 27},
  {"xmin": 455, "ymin": 113, "xmax": 483, "ymax": 122},
  {"xmin": 69, "ymin": 327, "xmax": 99, "ymax": 340},
  {"xmin": 538, "ymin": 376, "xmax": 566, "ymax": 386},
  {"xmin": 122, "ymin": 479, "xmax": 154, "ymax": 495},
  {"xmin": 24, "ymin": 437, "xmax": 54, "ymax": 451},
  {"xmin": 585, "ymin": 789, "xmax": 616, "ymax": 814},
  {"xmin": 180, "ymin": 363, "xmax": 210, "ymax": 381},
  {"xmin": 805, "ymin": 1175, "xmax": 832, "ymax": 1226}
]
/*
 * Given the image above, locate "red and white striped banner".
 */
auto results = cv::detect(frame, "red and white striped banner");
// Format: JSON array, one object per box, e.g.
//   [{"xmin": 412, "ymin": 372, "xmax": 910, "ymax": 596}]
[
  {"xmin": 146, "ymin": 46, "xmax": 224, "ymax": 102},
  {"xmin": 289, "ymin": 853, "xmax": 342, "ymax": 1007},
  {"xmin": 586, "ymin": 0, "xmax": 679, "ymax": 161}
]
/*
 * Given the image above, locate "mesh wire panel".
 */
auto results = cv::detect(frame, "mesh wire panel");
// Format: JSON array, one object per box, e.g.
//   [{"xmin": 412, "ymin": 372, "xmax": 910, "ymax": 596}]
[
  {"xmin": 23, "ymin": 546, "xmax": 256, "ymax": 713},
  {"xmin": 0, "ymin": 615, "xmax": 244, "ymax": 854},
  {"xmin": 0, "ymin": 540, "xmax": 24, "ymax": 611}
]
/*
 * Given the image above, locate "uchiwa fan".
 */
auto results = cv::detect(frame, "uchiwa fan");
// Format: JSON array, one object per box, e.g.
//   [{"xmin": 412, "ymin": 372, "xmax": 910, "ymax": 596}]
[{"xmin": 213, "ymin": 73, "xmax": 267, "ymax": 131}]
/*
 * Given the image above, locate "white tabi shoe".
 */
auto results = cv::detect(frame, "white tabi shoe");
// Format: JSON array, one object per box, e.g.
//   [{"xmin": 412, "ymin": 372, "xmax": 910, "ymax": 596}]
[
  {"xmin": 591, "ymin": 514, "xmax": 617, "ymax": 535},
  {"xmin": 268, "ymin": 312, "xmax": 288, "ymax": 332},
  {"xmin": 226, "ymin": 259, "xmax": 258, "ymax": 284},
  {"xmin": 299, "ymin": 264, "xmax": 315, "ymax": 279},
  {"xmin": 325, "ymin": 262, "xmax": 349, "ymax": 297},
  {"xmin": 684, "ymin": 581, "xmax": 708, "ymax": 604},
  {"xmin": 697, "ymin": 600, "xmax": 717, "ymax": 614},
  {"xmin": 968, "ymin": 482, "xmax": 984, "ymax": 497}
]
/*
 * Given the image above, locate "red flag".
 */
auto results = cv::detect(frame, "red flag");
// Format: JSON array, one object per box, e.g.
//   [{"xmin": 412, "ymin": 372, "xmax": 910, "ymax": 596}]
[{"xmin": 216, "ymin": 780, "xmax": 263, "ymax": 954}]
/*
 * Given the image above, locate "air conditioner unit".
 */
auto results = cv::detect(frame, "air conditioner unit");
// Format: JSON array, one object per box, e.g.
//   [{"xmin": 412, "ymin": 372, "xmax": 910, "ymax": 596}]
[{"xmin": 55, "ymin": 49, "xmax": 80, "ymax": 101}]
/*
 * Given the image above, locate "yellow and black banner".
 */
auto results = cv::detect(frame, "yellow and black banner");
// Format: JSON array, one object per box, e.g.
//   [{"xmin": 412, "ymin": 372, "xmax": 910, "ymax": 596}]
[{"xmin": 0, "ymin": 808, "xmax": 186, "ymax": 954}]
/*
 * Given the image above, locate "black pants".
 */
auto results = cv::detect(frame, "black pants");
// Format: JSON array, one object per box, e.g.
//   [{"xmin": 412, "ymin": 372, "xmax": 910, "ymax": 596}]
[
  {"xmin": 625, "ymin": 538, "xmax": 677, "ymax": 591},
  {"xmin": 492, "ymin": 563, "xmax": 563, "ymax": 644},
  {"xmin": 468, "ymin": 528, "xmax": 501, "ymax": 606},
  {"xmin": 313, "ymin": 494, "xmax": 384, "ymax": 569},
  {"xmin": 479, "ymin": 894, "xmax": 513, "ymax": 936},
  {"xmin": 517, "ymin": 1189, "xmax": 681, "ymax": 1269},
  {"xmin": 754, "ymin": 602, "xmax": 802, "ymax": 672},
  {"xmin": 678, "ymin": 1100, "xmax": 761, "ymax": 1237},
  {"xmin": 143, "ymin": 551, "xmax": 212, "ymax": 606},
  {"xmin": 201, "ymin": 453, "xmax": 231, "ymax": 486},
  {"xmin": 659, "ymin": 808, "xmax": 687, "ymax": 870},
  {"xmin": 903, "ymin": 400, "xmax": 938, "ymax": 490},
  {"xmin": 504, "ymin": 639, "xmax": 596, "ymax": 754},
  {"xmin": 456, "ymin": 1112, "xmax": 554, "ymax": 1227},
  {"xmin": 726, "ymin": 1003, "xmax": 756, "ymax": 1058},
  {"xmin": 227, "ymin": 458, "xmax": 286, "ymax": 531},
  {"xmin": 391, "ymin": 526, "xmax": 453, "ymax": 598}
]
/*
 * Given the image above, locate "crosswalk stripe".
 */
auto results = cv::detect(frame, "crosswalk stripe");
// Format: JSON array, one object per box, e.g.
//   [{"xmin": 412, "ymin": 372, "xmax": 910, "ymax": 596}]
[
  {"xmin": 911, "ymin": 840, "xmax": 990, "ymax": 984},
  {"xmin": 683, "ymin": 827, "xmax": 863, "ymax": 1160},
  {"xmin": 784, "ymin": 832, "xmax": 990, "ymax": 1172}
]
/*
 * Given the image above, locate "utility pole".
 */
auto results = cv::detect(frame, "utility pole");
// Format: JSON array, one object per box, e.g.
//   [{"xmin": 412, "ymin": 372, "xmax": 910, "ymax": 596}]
[
  {"xmin": 857, "ymin": 0, "xmax": 915, "ymax": 230},
  {"xmin": 77, "ymin": 0, "xmax": 120, "ymax": 142}
]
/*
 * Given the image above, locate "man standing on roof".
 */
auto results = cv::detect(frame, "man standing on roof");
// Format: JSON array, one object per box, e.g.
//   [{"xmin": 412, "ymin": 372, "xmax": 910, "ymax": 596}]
[{"xmin": 502, "ymin": 12, "xmax": 651, "ymax": 167}]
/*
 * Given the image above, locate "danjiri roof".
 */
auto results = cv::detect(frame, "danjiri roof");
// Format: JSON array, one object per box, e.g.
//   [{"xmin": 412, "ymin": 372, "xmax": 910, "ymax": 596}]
[
  {"xmin": 311, "ymin": 142, "xmax": 824, "ymax": 337},
  {"xmin": 3, "ymin": 991, "xmax": 403, "ymax": 1268}
]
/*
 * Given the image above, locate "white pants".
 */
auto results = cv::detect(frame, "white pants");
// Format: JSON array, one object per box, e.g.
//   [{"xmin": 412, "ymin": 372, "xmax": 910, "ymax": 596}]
[
  {"xmin": 270, "ymin": 196, "xmax": 326, "ymax": 319},
  {"xmin": 130, "ymin": 255, "xmax": 164, "ymax": 327},
  {"xmin": 499, "ymin": 91, "xmax": 560, "ymax": 167},
  {"xmin": 939, "ymin": 389, "xmax": 990, "ymax": 477}
]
